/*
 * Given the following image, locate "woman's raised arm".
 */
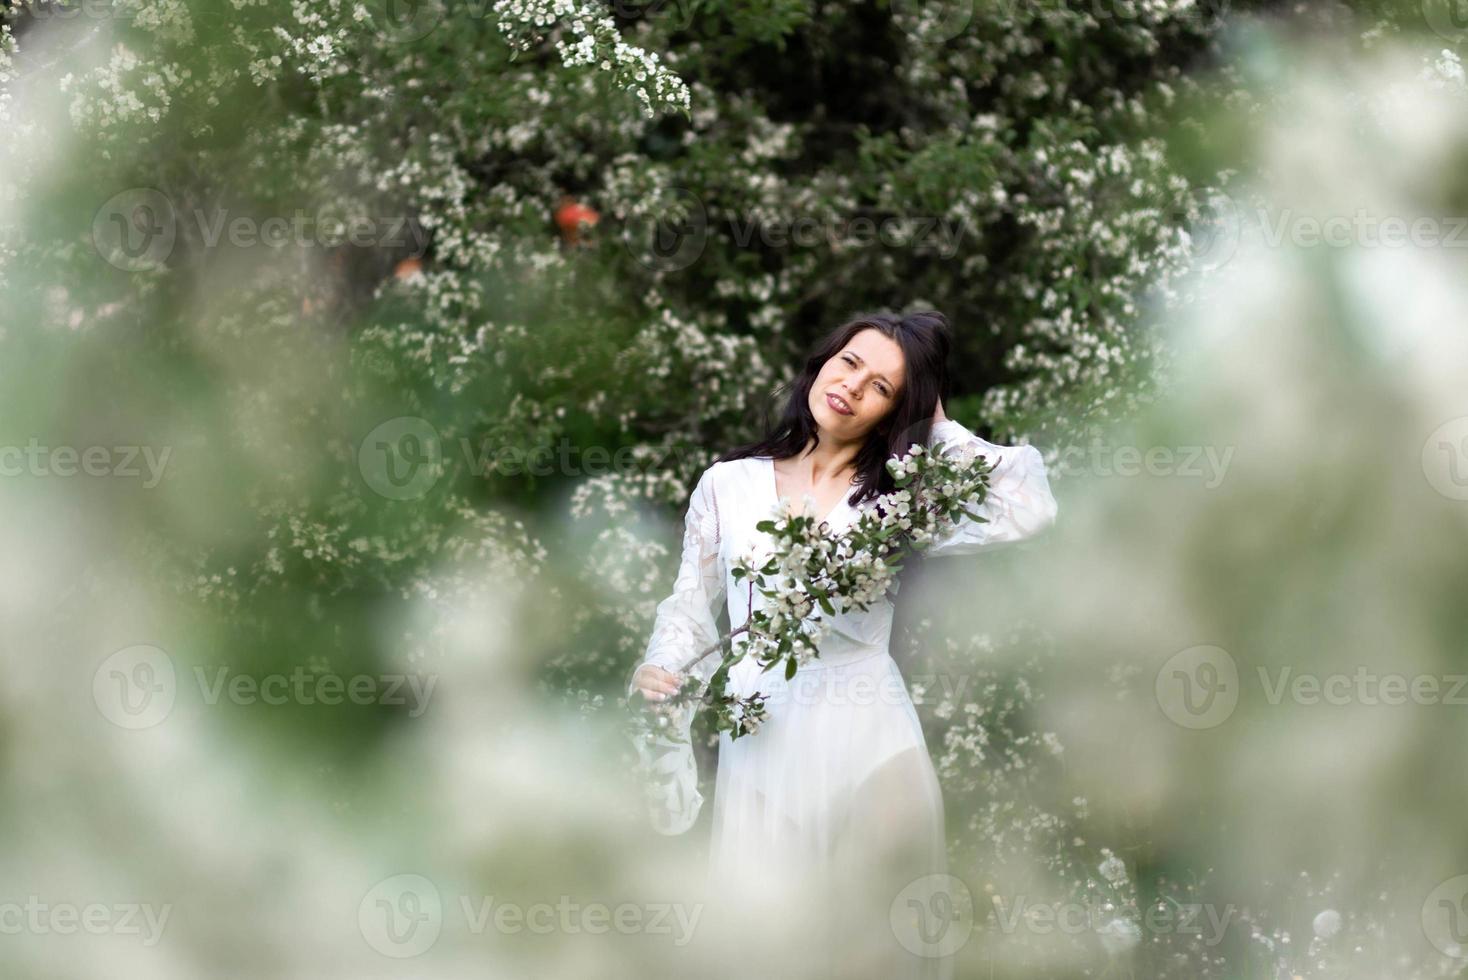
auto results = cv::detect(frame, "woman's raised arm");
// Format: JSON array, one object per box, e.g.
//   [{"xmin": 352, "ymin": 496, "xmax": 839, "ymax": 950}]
[{"xmin": 921, "ymin": 417, "xmax": 1059, "ymax": 558}]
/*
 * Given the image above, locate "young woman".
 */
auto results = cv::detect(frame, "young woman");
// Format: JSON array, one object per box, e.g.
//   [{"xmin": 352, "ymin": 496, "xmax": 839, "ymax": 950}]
[{"xmin": 628, "ymin": 310, "xmax": 1058, "ymax": 977}]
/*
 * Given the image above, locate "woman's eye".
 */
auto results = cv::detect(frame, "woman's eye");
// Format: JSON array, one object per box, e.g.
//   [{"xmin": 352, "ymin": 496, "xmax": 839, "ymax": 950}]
[{"xmin": 838, "ymin": 353, "xmax": 887, "ymax": 394}]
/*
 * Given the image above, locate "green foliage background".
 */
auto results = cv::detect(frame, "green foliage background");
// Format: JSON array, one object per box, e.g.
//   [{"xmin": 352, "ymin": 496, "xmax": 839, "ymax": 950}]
[{"xmin": 6, "ymin": 1, "xmax": 1468, "ymax": 976}]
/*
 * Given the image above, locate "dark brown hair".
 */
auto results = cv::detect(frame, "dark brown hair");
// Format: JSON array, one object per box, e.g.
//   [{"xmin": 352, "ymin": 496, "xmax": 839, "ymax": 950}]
[{"xmin": 717, "ymin": 310, "xmax": 953, "ymax": 508}]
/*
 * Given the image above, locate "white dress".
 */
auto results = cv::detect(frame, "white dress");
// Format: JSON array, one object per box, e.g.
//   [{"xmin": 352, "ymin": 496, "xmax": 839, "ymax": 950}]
[{"xmin": 628, "ymin": 419, "xmax": 1059, "ymax": 978}]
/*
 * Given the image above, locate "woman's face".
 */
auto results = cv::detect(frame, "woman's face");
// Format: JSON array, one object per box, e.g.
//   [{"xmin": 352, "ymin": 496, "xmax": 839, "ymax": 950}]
[{"xmin": 807, "ymin": 328, "xmax": 906, "ymax": 441}]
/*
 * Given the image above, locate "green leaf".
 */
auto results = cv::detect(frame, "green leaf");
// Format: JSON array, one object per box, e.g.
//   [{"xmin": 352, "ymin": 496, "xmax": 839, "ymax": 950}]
[{"xmin": 784, "ymin": 656, "xmax": 797, "ymax": 680}]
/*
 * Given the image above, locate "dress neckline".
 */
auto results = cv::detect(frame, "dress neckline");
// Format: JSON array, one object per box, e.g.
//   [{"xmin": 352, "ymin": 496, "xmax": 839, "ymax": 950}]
[{"xmin": 764, "ymin": 456, "xmax": 850, "ymax": 528}]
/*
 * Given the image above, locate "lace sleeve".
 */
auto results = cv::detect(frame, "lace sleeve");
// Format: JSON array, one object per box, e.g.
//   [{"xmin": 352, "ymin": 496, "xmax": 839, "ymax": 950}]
[
  {"xmin": 626, "ymin": 465, "xmax": 728, "ymax": 697},
  {"xmin": 923, "ymin": 418, "xmax": 1059, "ymax": 558}
]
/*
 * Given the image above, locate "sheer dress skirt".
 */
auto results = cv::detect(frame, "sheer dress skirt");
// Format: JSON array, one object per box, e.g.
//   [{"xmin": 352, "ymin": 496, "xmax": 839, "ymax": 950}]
[{"xmin": 702, "ymin": 648, "xmax": 955, "ymax": 980}]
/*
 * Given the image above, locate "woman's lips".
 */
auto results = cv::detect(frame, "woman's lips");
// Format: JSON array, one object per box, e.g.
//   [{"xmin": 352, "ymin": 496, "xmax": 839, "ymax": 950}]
[{"xmin": 825, "ymin": 392, "xmax": 854, "ymax": 416}]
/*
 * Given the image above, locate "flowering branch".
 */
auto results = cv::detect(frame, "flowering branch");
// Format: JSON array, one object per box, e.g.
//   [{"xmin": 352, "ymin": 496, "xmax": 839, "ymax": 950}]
[
  {"xmin": 492, "ymin": 0, "xmax": 693, "ymax": 119},
  {"xmin": 632, "ymin": 437, "xmax": 997, "ymax": 746}
]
